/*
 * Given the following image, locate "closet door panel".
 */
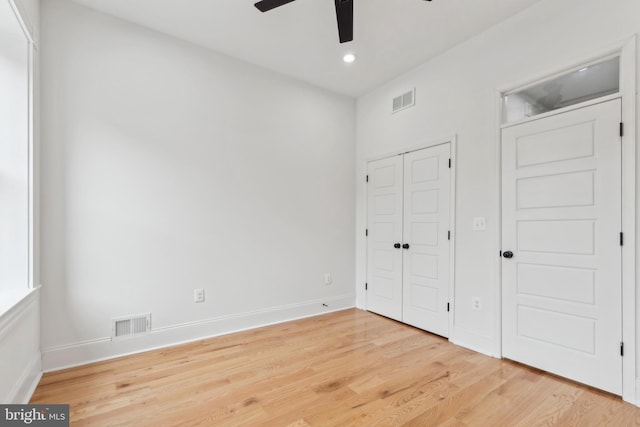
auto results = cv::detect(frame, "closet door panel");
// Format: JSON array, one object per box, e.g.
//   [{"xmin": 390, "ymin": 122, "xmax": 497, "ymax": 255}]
[
  {"xmin": 366, "ymin": 156, "xmax": 403, "ymax": 321},
  {"xmin": 402, "ymin": 144, "xmax": 451, "ymax": 337}
]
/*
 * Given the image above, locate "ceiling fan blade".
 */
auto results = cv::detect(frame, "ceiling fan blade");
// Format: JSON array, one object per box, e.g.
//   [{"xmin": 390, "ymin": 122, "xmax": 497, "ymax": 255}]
[
  {"xmin": 334, "ymin": 0, "xmax": 353, "ymax": 43},
  {"xmin": 254, "ymin": 0, "xmax": 296, "ymax": 13}
]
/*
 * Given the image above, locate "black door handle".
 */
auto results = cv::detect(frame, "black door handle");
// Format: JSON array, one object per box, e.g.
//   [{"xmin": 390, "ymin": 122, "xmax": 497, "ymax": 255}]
[
  {"xmin": 402, "ymin": 243, "xmax": 410, "ymax": 249},
  {"xmin": 503, "ymin": 251, "xmax": 514, "ymax": 259},
  {"xmin": 394, "ymin": 243, "xmax": 401, "ymax": 249}
]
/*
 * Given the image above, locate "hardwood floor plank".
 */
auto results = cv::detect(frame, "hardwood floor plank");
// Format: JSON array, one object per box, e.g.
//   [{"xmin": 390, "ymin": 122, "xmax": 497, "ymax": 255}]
[
  {"xmin": 400, "ymin": 362, "xmax": 520, "ymax": 426},
  {"xmin": 30, "ymin": 309, "xmax": 640, "ymax": 426}
]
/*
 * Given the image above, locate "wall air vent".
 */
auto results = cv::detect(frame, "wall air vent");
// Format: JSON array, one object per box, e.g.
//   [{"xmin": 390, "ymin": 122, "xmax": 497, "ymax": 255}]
[
  {"xmin": 392, "ymin": 88, "xmax": 416, "ymax": 113},
  {"xmin": 111, "ymin": 313, "xmax": 151, "ymax": 340}
]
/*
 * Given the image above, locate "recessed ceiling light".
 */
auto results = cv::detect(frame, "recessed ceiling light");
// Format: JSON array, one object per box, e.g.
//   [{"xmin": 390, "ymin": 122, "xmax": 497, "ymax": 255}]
[{"xmin": 342, "ymin": 53, "xmax": 356, "ymax": 64}]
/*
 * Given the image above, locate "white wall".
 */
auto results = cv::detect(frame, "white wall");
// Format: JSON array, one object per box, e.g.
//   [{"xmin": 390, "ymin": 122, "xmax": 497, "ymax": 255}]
[
  {"xmin": 356, "ymin": 0, "xmax": 639, "ymax": 355},
  {"xmin": 40, "ymin": 0, "xmax": 355, "ymax": 370}
]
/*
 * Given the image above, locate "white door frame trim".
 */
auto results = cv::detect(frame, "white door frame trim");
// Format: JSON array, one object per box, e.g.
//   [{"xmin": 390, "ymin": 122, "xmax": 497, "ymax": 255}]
[
  {"xmin": 493, "ymin": 36, "xmax": 637, "ymax": 404},
  {"xmin": 365, "ymin": 136, "xmax": 457, "ymax": 338}
]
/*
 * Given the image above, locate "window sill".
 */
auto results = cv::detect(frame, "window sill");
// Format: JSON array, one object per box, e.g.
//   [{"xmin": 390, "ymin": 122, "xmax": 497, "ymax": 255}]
[{"xmin": 0, "ymin": 286, "xmax": 40, "ymax": 325}]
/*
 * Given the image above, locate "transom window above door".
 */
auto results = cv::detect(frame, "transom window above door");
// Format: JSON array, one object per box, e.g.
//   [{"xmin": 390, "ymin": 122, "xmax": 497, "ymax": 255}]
[{"xmin": 503, "ymin": 56, "xmax": 620, "ymax": 124}]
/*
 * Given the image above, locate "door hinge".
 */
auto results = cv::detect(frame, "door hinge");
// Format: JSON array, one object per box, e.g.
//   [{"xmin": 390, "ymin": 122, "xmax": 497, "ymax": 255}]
[
  {"xmin": 499, "ymin": 250, "xmax": 502, "ymax": 257},
  {"xmin": 366, "ymin": 175, "xmax": 369, "ymax": 183},
  {"xmin": 621, "ymin": 342, "xmax": 624, "ymax": 356},
  {"xmin": 447, "ymin": 303, "xmax": 450, "ymax": 312},
  {"xmin": 365, "ymin": 229, "xmax": 368, "ymax": 237},
  {"xmin": 447, "ymin": 230, "xmax": 451, "ymax": 240},
  {"xmin": 620, "ymin": 122, "xmax": 624, "ymax": 137},
  {"xmin": 448, "ymin": 158, "xmax": 452, "ymax": 169},
  {"xmin": 365, "ymin": 283, "xmax": 368, "ymax": 291},
  {"xmin": 620, "ymin": 232, "xmax": 624, "ymax": 246}
]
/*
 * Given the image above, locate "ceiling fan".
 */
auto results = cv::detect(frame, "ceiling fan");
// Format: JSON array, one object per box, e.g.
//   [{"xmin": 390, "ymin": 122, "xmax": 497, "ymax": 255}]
[{"xmin": 255, "ymin": 0, "xmax": 432, "ymax": 44}]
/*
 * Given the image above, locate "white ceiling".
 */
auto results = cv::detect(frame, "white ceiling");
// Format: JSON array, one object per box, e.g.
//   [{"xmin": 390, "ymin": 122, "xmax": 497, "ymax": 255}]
[{"xmin": 71, "ymin": 0, "xmax": 543, "ymax": 97}]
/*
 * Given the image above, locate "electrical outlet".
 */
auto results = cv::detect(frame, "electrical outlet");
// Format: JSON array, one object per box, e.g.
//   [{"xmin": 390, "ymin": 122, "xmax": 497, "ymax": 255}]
[
  {"xmin": 473, "ymin": 217, "xmax": 486, "ymax": 231},
  {"xmin": 324, "ymin": 273, "xmax": 333, "ymax": 285},
  {"xmin": 194, "ymin": 288, "xmax": 205, "ymax": 303},
  {"xmin": 472, "ymin": 297, "xmax": 482, "ymax": 310}
]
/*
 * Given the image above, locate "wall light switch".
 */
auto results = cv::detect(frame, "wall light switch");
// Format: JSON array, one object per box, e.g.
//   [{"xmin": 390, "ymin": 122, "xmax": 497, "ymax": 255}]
[
  {"xmin": 194, "ymin": 288, "xmax": 205, "ymax": 303},
  {"xmin": 324, "ymin": 273, "xmax": 333, "ymax": 285},
  {"xmin": 473, "ymin": 217, "xmax": 486, "ymax": 231}
]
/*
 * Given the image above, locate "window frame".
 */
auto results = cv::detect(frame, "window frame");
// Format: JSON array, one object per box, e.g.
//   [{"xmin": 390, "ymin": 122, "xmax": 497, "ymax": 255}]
[{"xmin": 0, "ymin": 0, "xmax": 37, "ymax": 313}]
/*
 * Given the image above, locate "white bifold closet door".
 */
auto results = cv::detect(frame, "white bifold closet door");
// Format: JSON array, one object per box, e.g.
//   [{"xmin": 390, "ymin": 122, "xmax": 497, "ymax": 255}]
[{"xmin": 367, "ymin": 143, "xmax": 451, "ymax": 337}]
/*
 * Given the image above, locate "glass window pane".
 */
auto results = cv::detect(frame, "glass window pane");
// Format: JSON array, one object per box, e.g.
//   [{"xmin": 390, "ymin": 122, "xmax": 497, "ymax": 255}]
[
  {"xmin": 0, "ymin": 1, "xmax": 30, "ymax": 293},
  {"xmin": 503, "ymin": 57, "xmax": 620, "ymax": 124}
]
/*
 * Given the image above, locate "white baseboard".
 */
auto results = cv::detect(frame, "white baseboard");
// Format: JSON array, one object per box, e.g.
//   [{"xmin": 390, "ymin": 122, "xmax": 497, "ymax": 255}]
[
  {"xmin": 7, "ymin": 354, "xmax": 42, "ymax": 404},
  {"xmin": 634, "ymin": 378, "xmax": 640, "ymax": 407},
  {"xmin": 450, "ymin": 325, "xmax": 496, "ymax": 358},
  {"xmin": 42, "ymin": 294, "xmax": 355, "ymax": 372}
]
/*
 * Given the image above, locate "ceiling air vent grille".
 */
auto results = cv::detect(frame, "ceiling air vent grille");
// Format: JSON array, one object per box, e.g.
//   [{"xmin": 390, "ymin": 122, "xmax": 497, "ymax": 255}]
[
  {"xmin": 392, "ymin": 88, "xmax": 416, "ymax": 113},
  {"xmin": 112, "ymin": 313, "xmax": 151, "ymax": 340}
]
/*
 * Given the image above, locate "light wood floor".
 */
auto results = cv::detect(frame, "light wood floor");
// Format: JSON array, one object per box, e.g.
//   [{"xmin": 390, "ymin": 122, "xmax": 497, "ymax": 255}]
[{"xmin": 31, "ymin": 308, "xmax": 640, "ymax": 426}]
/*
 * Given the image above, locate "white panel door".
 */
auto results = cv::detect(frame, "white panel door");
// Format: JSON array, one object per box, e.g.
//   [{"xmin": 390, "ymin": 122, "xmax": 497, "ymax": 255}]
[
  {"xmin": 502, "ymin": 99, "xmax": 622, "ymax": 394},
  {"xmin": 402, "ymin": 145, "xmax": 451, "ymax": 336},
  {"xmin": 367, "ymin": 155, "xmax": 403, "ymax": 321}
]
